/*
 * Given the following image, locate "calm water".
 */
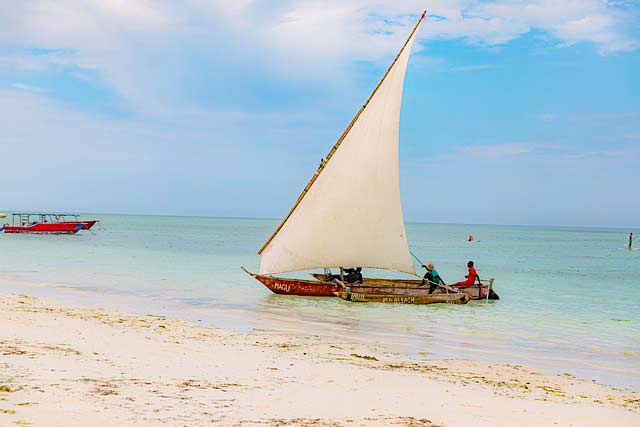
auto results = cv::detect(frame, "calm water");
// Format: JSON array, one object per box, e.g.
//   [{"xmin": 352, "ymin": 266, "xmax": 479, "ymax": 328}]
[{"xmin": 1, "ymin": 215, "xmax": 638, "ymax": 389}]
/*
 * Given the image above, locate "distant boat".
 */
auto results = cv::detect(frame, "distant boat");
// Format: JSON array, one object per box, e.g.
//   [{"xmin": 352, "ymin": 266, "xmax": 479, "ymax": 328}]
[
  {"xmin": 2, "ymin": 213, "xmax": 96, "ymax": 234},
  {"xmin": 242, "ymin": 12, "xmax": 488, "ymax": 304},
  {"xmin": 0, "ymin": 214, "xmax": 6, "ymax": 219}
]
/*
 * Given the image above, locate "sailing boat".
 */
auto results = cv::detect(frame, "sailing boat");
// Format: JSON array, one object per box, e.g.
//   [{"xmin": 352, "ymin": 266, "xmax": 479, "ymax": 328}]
[{"xmin": 242, "ymin": 12, "xmax": 494, "ymax": 304}]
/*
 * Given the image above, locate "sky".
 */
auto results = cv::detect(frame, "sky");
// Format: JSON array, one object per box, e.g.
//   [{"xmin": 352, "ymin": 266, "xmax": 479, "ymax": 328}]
[{"xmin": 1, "ymin": 0, "xmax": 639, "ymax": 228}]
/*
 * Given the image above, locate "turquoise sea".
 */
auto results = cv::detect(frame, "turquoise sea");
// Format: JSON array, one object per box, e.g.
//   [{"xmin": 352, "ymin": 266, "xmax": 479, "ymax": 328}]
[{"xmin": 1, "ymin": 215, "xmax": 638, "ymax": 389}]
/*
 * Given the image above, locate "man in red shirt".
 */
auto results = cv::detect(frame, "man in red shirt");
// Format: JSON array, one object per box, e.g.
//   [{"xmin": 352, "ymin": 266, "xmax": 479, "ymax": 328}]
[{"xmin": 454, "ymin": 261, "xmax": 479, "ymax": 287}]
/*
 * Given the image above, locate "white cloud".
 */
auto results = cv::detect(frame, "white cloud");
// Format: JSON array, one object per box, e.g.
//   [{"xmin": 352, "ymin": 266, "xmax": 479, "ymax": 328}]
[
  {"xmin": 0, "ymin": 0, "xmax": 637, "ymax": 114},
  {"xmin": 433, "ymin": 142, "xmax": 534, "ymax": 161},
  {"xmin": 404, "ymin": 139, "xmax": 640, "ymax": 227},
  {"xmin": 11, "ymin": 83, "xmax": 47, "ymax": 93},
  {"xmin": 425, "ymin": 142, "xmax": 638, "ymax": 163},
  {"xmin": 554, "ymin": 12, "xmax": 639, "ymax": 53},
  {"xmin": 0, "ymin": 51, "xmax": 78, "ymax": 71},
  {"xmin": 0, "ymin": 89, "xmax": 324, "ymax": 215},
  {"xmin": 451, "ymin": 64, "xmax": 496, "ymax": 71}
]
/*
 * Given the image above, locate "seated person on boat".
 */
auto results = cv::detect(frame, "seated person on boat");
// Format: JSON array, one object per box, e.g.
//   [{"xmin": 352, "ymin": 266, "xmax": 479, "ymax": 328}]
[
  {"xmin": 325, "ymin": 267, "xmax": 363, "ymax": 284},
  {"xmin": 421, "ymin": 263, "xmax": 445, "ymax": 294},
  {"xmin": 344, "ymin": 267, "xmax": 363, "ymax": 284},
  {"xmin": 453, "ymin": 261, "xmax": 479, "ymax": 287}
]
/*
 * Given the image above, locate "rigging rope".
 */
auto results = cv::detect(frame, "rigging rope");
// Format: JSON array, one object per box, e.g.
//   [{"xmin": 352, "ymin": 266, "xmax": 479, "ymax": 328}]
[{"xmin": 409, "ymin": 250, "xmax": 426, "ymax": 269}]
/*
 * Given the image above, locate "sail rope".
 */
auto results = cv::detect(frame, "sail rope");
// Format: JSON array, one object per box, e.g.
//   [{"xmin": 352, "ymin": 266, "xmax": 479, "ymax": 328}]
[{"xmin": 410, "ymin": 250, "xmax": 426, "ymax": 269}]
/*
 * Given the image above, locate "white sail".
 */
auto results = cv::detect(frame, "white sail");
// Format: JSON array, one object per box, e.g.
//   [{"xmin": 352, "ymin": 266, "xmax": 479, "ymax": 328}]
[{"xmin": 259, "ymin": 16, "xmax": 423, "ymax": 276}]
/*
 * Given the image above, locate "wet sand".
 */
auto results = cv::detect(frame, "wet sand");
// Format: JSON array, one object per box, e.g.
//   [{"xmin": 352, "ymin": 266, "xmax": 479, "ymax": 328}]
[{"xmin": 1, "ymin": 294, "xmax": 638, "ymax": 426}]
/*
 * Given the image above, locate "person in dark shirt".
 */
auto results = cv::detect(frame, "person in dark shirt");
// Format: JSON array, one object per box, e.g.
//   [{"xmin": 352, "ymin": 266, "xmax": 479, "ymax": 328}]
[{"xmin": 344, "ymin": 267, "xmax": 363, "ymax": 284}]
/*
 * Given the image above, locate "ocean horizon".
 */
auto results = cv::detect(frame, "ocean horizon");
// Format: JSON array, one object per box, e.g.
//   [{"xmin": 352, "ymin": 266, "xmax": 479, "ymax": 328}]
[{"xmin": 4, "ymin": 210, "xmax": 636, "ymax": 230}]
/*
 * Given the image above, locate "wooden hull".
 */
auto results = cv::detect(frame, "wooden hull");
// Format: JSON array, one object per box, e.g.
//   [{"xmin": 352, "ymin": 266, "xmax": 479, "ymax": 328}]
[
  {"xmin": 311, "ymin": 273, "xmax": 499, "ymax": 300},
  {"xmin": 242, "ymin": 267, "xmax": 337, "ymax": 296},
  {"xmin": 242, "ymin": 268, "xmax": 498, "ymax": 302},
  {"xmin": 334, "ymin": 291, "xmax": 469, "ymax": 304}
]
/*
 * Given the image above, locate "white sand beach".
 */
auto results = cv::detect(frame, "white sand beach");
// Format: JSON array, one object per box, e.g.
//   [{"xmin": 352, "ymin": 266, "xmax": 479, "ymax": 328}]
[{"xmin": 1, "ymin": 293, "xmax": 638, "ymax": 426}]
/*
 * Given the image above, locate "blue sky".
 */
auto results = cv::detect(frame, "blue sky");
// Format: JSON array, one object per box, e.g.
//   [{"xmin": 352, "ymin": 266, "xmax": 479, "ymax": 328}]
[{"xmin": 1, "ymin": 1, "xmax": 639, "ymax": 227}]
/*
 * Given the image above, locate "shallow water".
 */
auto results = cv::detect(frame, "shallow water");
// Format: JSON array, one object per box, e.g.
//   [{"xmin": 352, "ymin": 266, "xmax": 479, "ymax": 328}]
[{"xmin": 1, "ymin": 215, "xmax": 638, "ymax": 389}]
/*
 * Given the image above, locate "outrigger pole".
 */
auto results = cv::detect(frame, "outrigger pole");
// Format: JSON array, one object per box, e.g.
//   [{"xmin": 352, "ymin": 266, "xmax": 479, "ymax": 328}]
[{"xmin": 258, "ymin": 11, "xmax": 428, "ymax": 255}]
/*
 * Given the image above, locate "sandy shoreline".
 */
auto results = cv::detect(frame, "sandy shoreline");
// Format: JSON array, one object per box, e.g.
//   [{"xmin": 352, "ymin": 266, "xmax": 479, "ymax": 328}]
[{"xmin": 0, "ymin": 294, "xmax": 638, "ymax": 426}]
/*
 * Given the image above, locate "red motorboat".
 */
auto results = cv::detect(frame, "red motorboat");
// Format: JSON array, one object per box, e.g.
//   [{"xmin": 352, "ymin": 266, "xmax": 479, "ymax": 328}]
[{"xmin": 2, "ymin": 213, "xmax": 86, "ymax": 234}]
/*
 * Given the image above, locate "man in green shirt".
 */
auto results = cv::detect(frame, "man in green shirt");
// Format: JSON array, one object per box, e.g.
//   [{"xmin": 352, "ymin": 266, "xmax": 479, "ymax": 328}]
[{"xmin": 421, "ymin": 263, "xmax": 444, "ymax": 294}]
